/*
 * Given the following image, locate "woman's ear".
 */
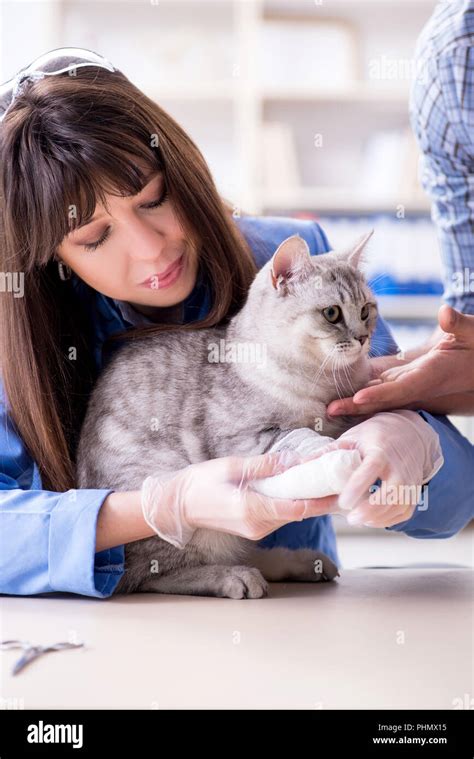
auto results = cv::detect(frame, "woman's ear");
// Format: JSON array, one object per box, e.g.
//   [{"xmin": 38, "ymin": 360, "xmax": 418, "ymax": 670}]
[
  {"xmin": 270, "ymin": 234, "xmax": 312, "ymax": 294},
  {"xmin": 335, "ymin": 229, "xmax": 374, "ymax": 269}
]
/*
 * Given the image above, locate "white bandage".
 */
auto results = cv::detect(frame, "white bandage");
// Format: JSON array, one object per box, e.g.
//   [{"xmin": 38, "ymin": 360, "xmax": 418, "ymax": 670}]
[
  {"xmin": 251, "ymin": 448, "xmax": 362, "ymax": 507},
  {"xmin": 266, "ymin": 428, "xmax": 335, "ymax": 457}
]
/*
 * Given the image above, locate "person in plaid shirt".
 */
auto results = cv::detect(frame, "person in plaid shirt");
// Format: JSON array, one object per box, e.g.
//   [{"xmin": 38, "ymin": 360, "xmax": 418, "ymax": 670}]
[
  {"xmin": 329, "ymin": 0, "xmax": 474, "ymax": 418},
  {"xmin": 411, "ymin": 0, "xmax": 474, "ymax": 316}
]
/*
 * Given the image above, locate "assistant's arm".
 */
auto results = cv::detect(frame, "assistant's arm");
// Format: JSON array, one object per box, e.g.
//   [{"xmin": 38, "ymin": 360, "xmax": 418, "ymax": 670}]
[
  {"xmin": 386, "ymin": 410, "xmax": 474, "ymax": 538},
  {"xmin": 410, "ymin": 46, "xmax": 474, "ymax": 316}
]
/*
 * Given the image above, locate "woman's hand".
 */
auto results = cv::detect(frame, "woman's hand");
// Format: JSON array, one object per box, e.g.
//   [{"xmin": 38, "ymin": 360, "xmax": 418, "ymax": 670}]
[
  {"xmin": 298, "ymin": 410, "xmax": 444, "ymax": 528},
  {"xmin": 141, "ymin": 450, "xmax": 339, "ymax": 549},
  {"xmin": 327, "ymin": 306, "xmax": 474, "ymax": 417}
]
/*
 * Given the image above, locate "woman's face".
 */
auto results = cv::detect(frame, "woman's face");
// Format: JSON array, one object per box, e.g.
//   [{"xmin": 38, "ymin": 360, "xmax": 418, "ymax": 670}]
[{"xmin": 56, "ymin": 169, "xmax": 199, "ymax": 310}]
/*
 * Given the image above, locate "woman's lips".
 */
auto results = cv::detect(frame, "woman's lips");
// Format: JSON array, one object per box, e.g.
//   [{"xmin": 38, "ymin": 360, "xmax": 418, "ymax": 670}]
[{"xmin": 139, "ymin": 253, "xmax": 185, "ymax": 289}]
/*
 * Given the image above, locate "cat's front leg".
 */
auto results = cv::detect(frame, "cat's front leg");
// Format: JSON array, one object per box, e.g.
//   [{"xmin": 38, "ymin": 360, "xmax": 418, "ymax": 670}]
[
  {"xmin": 137, "ymin": 564, "xmax": 269, "ymax": 599},
  {"xmin": 266, "ymin": 428, "xmax": 335, "ymax": 456}
]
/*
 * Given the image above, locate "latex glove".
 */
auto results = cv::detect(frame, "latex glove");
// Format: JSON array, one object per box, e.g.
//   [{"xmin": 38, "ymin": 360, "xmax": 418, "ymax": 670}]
[
  {"xmin": 141, "ymin": 449, "xmax": 338, "ymax": 549},
  {"xmin": 298, "ymin": 410, "xmax": 444, "ymax": 528}
]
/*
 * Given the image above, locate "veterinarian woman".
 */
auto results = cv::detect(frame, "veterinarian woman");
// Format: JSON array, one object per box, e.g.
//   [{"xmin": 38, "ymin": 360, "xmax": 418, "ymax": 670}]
[{"xmin": 0, "ymin": 49, "xmax": 473, "ymax": 598}]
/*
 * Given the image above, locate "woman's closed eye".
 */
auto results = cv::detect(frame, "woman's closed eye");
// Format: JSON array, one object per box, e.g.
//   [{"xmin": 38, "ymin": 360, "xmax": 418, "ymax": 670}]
[{"xmin": 83, "ymin": 187, "xmax": 169, "ymax": 252}]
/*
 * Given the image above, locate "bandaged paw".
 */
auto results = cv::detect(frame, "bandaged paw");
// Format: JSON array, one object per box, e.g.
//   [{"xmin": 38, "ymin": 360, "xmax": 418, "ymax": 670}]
[{"xmin": 251, "ymin": 448, "xmax": 362, "ymax": 507}]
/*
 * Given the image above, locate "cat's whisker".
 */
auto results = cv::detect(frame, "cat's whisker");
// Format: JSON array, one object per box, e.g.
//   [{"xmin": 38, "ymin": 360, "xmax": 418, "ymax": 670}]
[
  {"xmin": 368, "ymin": 343, "xmax": 390, "ymax": 355},
  {"xmin": 369, "ymin": 344, "xmax": 394, "ymax": 355},
  {"xmin": 340, "ymin": 355, "xmax": 357, "ymax": 397},
  {"xmin": 310, "ymin": 348, "xmax": 335, "ymax": 390},
  {"xmin": 331, "ymin": 354, "xmax": 345, "ymax": 400},
  {"xmin": 372, "ymin": 287, "xmax": 414, "ymax": 296},
  {"xmin": 369, "ymin": 336, "xmax": 402, "ymax": 350},
  {"xmin": 339, "ymin": 354, "xmax": 356, "ymax": 398},
  {"xmin": 367, "ymin": 274, "xmax": 389, "ymax": 289},
  {"xmin": 368, "ymin": 344, "xmax": 406, "ymax": 360},
  {"xmin": 369, "ymin": 335, "xmax": 401, "ymax": 349},
  {"xmin": 370, "ymin": 339, "xmax": 396, "ymax": 349},
  {"xmin": 368, "ymin": 273, "xmax": 386, "ymax": 283},
  {"xmin": 336, "ymin": 360, "xmax": 347, "ymax": 400},
  {"xmin": 367, "ymin": 272, "xmax": 415, "ymax": 294}
]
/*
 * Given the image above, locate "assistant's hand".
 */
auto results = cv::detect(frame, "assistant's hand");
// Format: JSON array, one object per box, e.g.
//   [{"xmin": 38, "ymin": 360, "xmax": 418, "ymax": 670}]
[
  {"xmin": 327, "ymin": 306, "xmax": 474, "ymax": 417},
  {"xmin": 296, "ymin": 410, "xmax": 444, "ymax": 528},
  {"xmin": 141, "ymin": 450, "xmax": 339, "ymax": 549}
]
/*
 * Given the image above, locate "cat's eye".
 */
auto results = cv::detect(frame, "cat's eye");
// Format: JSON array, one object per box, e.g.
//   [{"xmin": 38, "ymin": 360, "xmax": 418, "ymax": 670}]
[
  {"xmin": 322, "ymin": 305, "xmax": 342, "ymax": 324},
  {"xmin": 361, "ymin": 304, "xmax": 370, "ymax": 320}
]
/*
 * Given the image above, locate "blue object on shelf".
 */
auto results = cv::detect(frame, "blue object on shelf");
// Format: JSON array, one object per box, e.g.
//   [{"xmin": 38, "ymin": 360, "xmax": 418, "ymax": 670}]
[{"xmin": 368, "ymin": 272, "xmax": 444, "ymax": 296}]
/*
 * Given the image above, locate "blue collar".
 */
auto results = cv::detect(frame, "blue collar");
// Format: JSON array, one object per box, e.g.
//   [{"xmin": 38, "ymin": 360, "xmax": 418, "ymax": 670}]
[
  {"xmin": 71, "ymin": 259, "xmax": 212, "ymax": 331},
  {"xmin": 112, "ymin": 259, "xmax": 212, "ymax": 328}
]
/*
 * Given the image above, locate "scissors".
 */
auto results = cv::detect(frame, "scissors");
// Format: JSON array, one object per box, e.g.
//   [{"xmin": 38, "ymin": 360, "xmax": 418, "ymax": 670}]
[{"xmin": 0, "ymin": 639, "xmax": 84, "ymax": 675}]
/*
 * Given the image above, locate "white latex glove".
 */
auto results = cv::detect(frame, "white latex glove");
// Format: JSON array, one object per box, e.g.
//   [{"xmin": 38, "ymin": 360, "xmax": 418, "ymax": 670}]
[
  {"xmin": 141, "ymin": 449, "xmax": 338, "ymax": 549},
  {"xmin": 298, "ymin": 410, "xmax": 444, "ymax": 528}
]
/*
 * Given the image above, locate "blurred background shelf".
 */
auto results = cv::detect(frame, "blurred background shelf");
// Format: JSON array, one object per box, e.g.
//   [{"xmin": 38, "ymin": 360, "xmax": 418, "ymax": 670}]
[
  {"xmin": 0, "ymin": 0, "xmax": 440, "ymax": 219},
  {"xmin": 261, "ymin": 84, "xmax": 414, "ymax": 102},
  {"xmin": 374, "ymin": 295, "xmax": 442, "ymax": 320},
  {"xmin": 261, "ymin": 187, "xmax": 431, "ymax": 213}
]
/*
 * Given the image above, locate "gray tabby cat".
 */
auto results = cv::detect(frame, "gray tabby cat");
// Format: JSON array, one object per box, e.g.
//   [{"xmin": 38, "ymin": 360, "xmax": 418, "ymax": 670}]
[{"xmin": 76, "ymin": 231, "xmax": 378, "ymax": 599}]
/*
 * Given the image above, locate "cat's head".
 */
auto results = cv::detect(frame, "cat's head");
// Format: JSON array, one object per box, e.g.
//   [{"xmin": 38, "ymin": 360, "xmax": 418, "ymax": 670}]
[{"xmin": 253, "ymin": 230, "xmax": 378, "ymax": 365}]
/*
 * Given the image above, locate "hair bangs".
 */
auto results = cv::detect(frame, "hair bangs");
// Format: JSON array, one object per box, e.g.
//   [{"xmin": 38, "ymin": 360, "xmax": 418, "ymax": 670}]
[{"xmin": 56, "ymin": 146, "xmax": 162, "ymax": 245}]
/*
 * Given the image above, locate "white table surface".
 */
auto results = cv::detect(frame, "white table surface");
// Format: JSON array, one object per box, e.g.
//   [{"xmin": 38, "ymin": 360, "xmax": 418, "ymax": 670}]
[{"xmin": 1, "ymin": 568, "xmax": 472, "ymax": 710}]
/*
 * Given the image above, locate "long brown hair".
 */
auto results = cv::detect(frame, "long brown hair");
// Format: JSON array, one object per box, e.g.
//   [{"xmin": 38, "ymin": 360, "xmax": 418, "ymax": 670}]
[{"xmin": 0, "ymin": 65, "xmax": 258, "ymax": 492}]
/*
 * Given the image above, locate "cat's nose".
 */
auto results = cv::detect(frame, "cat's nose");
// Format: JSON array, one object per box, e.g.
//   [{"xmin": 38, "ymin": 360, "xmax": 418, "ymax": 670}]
[{"xmin": 356, "ymin": 335, "xmax": 368, "ymax": 346}]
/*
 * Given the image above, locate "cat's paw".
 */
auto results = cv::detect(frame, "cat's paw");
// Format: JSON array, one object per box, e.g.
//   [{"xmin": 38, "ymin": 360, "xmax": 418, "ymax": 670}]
[
  {"xmin": 288, "ymin": 549, "xmax": 340, "ymax": 583},
  {"xmin": 219, "ymin": 566, "xmax": 269, "ymax": 599}
]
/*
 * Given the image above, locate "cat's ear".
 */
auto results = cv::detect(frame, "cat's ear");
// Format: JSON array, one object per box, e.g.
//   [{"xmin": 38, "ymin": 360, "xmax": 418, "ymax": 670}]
[
  {"xmin": 270, "ymin": 235, "xmax": 312, "ymax": 294},
  {"xmin": 336, "ymin": 229, "xmax": 374, "ymax": 269}
]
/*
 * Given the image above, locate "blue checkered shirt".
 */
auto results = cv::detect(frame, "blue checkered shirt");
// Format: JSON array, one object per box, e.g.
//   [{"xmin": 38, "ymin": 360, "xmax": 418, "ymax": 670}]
[{"xmin": 410, "ymin": 0, "xmax": 474, "ymax": 314}]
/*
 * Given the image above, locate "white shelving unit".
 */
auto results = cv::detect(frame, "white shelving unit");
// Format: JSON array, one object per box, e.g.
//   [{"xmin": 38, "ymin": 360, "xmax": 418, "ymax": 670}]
[{"xmin": 1, "ymin": 0, "xmax": 438, "ymax": 216}]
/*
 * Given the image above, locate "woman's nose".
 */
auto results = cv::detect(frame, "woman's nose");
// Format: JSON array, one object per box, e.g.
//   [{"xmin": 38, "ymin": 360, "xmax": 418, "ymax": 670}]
[{"xmin": 126, "ymin": 221, "xmax": 166, "ymax": 262}]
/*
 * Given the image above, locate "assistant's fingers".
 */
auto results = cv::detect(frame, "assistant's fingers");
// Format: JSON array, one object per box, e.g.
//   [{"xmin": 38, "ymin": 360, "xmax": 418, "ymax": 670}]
[
  {"xmin": 246, "ymin": 489, "xmax": 307, "ymax": 523},
  {"xmin": 300, "ymin": 494, "xmax": 340, "ymax": 517},
  {"xmin": 327, "ymin": 397, "xmax": 357, "ymax": 415},
  {"xmin": 354, "ymin": 503, "xmax": 413, "ymax": 528},
  {"xmin": 438, "ymin": 305, "xmax": 474, "ymax": 342},
  {"xmin": 368, "ymin": 354, "xmax": 410, "ymax": 377},
  {"xmin": 338, "ymin": 452, "xmax": 387, "ymax": 511},
  {"xmin": 352, "ymin": 374, "xmax": 425, "ymax": 407},
  {"xmin": 227, "ymin": 449, "xmax": 302, "ymax": 486},
  {"xmin": 327, "ymin": 397, "xmax": 377, "ymax": 416},
  {"xmin": 381, "ymin": 505, "xmax": 414, "ymax": 528},
  {"xmin": 328, "ymin": 395, "xmax": 390, "ymax": 416},
  {"xmin": 346, "ymin": 501, "xmax": 394, "ymax": 526}
]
